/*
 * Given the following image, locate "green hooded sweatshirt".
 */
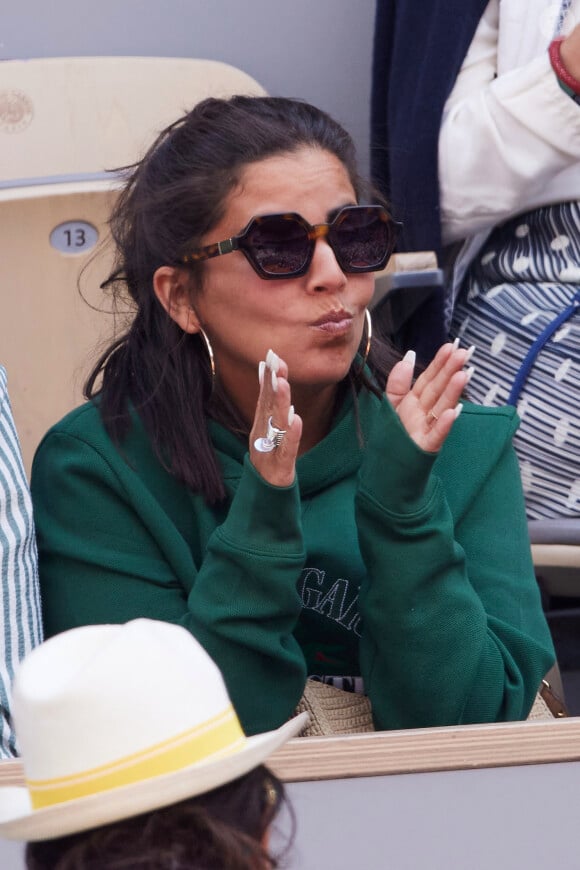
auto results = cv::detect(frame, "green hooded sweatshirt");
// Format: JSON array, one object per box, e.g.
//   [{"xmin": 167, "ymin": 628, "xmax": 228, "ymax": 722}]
[{"xmin": 31, "ymin": 387, "xmax": 554, "ymax": 735}]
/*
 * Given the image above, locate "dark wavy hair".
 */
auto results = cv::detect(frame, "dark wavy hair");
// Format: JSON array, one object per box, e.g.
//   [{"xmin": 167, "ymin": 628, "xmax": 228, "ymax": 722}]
[
  {"xmin": 85, "ymin": 95, "xmax": 399, "ymax": 504},
  {"xmin": 26, "ymin": 765, "xmax": 288, "ymax": 870}
]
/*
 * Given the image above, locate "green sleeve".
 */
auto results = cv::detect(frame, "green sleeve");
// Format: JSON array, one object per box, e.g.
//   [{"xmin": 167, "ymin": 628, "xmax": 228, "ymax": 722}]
[
  {"xmin": 356, "ymin": 401, "xmax": 555, "ymax": 730},
  {"xmin": 32, "ymin": 431, "xmax": 307, "ymax": 735}
]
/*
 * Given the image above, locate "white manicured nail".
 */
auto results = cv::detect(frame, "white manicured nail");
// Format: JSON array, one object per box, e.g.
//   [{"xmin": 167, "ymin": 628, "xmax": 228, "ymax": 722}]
[
  {"xmin": 271, "ymin": 369, "xmax": 278, "ymax": 392},
  {"xmin": 465, "ymin": 345, "xmax": 476, "ymax": 362},
  {"xmin": 402, "ymin": 349, "xmax": 416, "ymax": 368},
  {"xmin": 454, "ymin": 403, "xmax": 463, "ymax": 419},
  {"xmin": 452, "ymin": 337, "xmax": 460, "ymax": 350},
  {"xmin": 465, "ymin": 365, "xmax": 475, "ymax": 384},
  {"xmin": 288, "ymin": 405, "xmax": 295, "ymax": 427},
  {"xmin": 258, "ymin": 361, "xmax": 265, "ymax": 386},
  {"xmin": 265, "ymin": 349, "xmax": 280, "ymax": 372}
]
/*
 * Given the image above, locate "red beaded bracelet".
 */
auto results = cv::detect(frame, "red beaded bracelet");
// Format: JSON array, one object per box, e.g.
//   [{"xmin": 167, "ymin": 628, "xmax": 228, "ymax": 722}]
[{"xmin": 549, "ymin": 36, "xmax": 580, "ymax": 96}]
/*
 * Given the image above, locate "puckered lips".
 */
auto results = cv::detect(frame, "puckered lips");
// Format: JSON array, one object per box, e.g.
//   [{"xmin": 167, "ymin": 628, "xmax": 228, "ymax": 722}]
[{"xmin": 311, "ymin": 308, "xmax": 354, "ymax": 335}]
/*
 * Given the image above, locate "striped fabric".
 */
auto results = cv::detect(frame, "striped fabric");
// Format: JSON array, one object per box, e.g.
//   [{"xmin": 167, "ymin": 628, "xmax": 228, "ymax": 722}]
[
  {"xmin": 0, "ymin": 366, "xmax": 42, "ymax": 757},
  {"xmin": 451, "ymin": 202, "xmax": 580, "ymax": 520}
]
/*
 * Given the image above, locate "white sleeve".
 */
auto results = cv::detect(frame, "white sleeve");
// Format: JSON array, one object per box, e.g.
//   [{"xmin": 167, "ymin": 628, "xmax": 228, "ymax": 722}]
[
  {"xmin": 0, "ymin": 367, "xmax": 43, "ymax": 758},
  {"xmin": 439, "ymin": 4, "xmax": 580, "ymax": 244}
]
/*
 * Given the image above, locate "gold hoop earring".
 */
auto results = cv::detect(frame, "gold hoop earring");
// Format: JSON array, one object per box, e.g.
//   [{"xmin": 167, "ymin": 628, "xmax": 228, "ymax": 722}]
[
  {"xmin": 356, "ymin": 308, "xmax": 372, "ymax": 373},
  {"xmin": 198, "ymin": 328, "xmax": 216, "ymax": 387},
  {"xmin": 363, "ymin": 308, "xmax": 372, "ymax": 363}
]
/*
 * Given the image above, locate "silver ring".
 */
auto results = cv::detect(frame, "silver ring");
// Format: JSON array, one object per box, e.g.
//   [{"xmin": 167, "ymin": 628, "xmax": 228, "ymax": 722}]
[{"xmin": 254, "ymin": 416, "xmax": 287, "ymax": 453}]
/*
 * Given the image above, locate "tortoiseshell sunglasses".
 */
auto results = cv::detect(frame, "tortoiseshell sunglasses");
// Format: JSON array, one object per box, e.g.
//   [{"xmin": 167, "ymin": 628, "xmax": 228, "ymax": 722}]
[{"xmin": 181, "ymin": 205, "xmax": 400, "ymax": 279}]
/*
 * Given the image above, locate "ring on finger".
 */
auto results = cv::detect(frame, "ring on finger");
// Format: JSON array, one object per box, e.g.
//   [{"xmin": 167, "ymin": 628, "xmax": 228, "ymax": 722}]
[
  {"xmin": 254, "ymin": 416, "xmax": 287, "ymax": 453},
  {"xmin": 426, "ymin": 408, "xmax": 439, "ymax": 424}
]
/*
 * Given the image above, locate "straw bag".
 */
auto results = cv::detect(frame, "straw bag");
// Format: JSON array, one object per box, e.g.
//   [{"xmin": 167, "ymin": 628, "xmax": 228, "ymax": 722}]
[
  {"xmin": 295, "ymin": 680, "xmax": 374, "ymax": 737},
  {"xmin": 528, "ymin": 679, "xmax": 568, "ymax": 721},
  {"xmin": 295, "ymin": 677, "xmax": 567, "ymax": 737}
]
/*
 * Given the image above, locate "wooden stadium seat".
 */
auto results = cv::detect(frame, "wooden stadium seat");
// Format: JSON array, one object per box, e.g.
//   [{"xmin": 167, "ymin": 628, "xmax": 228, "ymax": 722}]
[
  {"xmin": 529, "ymin": 520, "xmax": 580, "ymax": 600},
  {"xmin": 0, "ymin": 57, "xmax": 266, "ymax": 473}
]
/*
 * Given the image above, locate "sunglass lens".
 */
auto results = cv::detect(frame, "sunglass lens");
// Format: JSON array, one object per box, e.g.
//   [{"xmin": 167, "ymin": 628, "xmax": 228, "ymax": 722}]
[
  {"xmin": 332, "ymin": 208, "xmax": 391, "ymax": 272},
  {"xmin": 245, "ymin": 216, "xmax": 309, "ymax": 276}
]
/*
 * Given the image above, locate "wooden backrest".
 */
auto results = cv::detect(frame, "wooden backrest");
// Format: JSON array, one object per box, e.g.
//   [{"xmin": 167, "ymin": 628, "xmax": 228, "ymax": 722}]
[
  {"xmin": 1, "ymin": 56, "xmax": 266, "ymax": 183},
  {"xmin": 0, "ymin": 57, "xmax": 266, "ymax": 473}
]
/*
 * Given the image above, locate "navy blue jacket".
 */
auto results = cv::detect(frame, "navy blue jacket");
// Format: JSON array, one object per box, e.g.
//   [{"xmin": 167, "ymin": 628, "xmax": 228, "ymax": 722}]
[{"xmin": 370, "ymin": 1, "xmax": 489, "ymax": 359}]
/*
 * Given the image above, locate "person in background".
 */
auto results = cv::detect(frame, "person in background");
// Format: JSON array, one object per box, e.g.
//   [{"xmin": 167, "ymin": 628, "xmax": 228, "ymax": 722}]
[
  {"xmin": 31, "ymin": 95, "xmax": 554, "ymax": 737},
  {"xmin": 0, "ymin": 619, "xmax": 305, "ymax": 869},
  {"xmin": 371, "ymin": 0, "xmax": 580, "ymax": 519},
  {"xmin": 0, "ymin": 366, "xmax": 42, "ymax": 758}
]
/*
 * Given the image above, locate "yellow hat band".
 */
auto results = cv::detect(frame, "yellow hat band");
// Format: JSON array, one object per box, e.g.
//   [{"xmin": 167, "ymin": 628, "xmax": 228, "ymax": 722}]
[{"xmin": 27, "ymin": 705, "xmax": 245, "ymax": 810}]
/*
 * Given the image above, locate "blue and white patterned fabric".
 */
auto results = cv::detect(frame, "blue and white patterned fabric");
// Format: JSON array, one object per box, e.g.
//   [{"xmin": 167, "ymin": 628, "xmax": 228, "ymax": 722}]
[
  {"xmin": 0, "ymin": 366, "xmax": 42, "ymax": 757},
  {"xmin": 451, "ymin": 202, "xmax": 580, "ymax": 520}
]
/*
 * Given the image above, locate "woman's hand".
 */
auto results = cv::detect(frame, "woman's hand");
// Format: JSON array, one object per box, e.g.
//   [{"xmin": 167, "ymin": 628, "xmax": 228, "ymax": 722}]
[
  {"xmin": 249, "ymin": 350, "xmax": 303, "ymax": 487},
  {"xmin": 386, "ymin": 341, "xmax": 474, "ymax": 453}
]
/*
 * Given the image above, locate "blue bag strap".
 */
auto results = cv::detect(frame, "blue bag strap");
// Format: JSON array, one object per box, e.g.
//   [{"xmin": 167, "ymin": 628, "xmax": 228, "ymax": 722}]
[{"xmin": 507, "ymin": 290, "xmax": 580, "ymax": 406}]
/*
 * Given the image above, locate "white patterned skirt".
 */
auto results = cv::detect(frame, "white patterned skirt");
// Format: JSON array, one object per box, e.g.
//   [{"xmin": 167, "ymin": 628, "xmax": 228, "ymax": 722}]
[{"xmin": 450, "ymin": 202, "xmax": 580, "ymax": 520}]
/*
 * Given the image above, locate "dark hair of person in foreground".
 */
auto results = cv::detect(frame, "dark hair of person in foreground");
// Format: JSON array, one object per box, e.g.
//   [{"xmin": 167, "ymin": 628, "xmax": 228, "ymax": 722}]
[{"xmin": 26, "ymin": 765, "xmax": 287, "ymax": 870}]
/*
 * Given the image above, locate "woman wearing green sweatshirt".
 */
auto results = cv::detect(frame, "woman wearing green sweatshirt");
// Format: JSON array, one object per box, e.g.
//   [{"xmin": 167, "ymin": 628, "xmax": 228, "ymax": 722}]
[{"xmin": 31, "ymin": 97, "xmax": 554, "ymax": 736}]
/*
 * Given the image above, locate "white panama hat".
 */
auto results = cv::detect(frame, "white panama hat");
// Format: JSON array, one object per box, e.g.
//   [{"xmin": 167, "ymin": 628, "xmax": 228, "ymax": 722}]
[{"xmin": 0, "ymin": 619, "xmax": 308, "ymax": 841}]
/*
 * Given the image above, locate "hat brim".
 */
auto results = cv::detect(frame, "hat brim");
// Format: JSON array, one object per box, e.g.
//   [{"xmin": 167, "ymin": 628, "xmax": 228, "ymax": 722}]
[{"xmin": 0, "ymin": 713, "xmax": 308, "ymax": 841}]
